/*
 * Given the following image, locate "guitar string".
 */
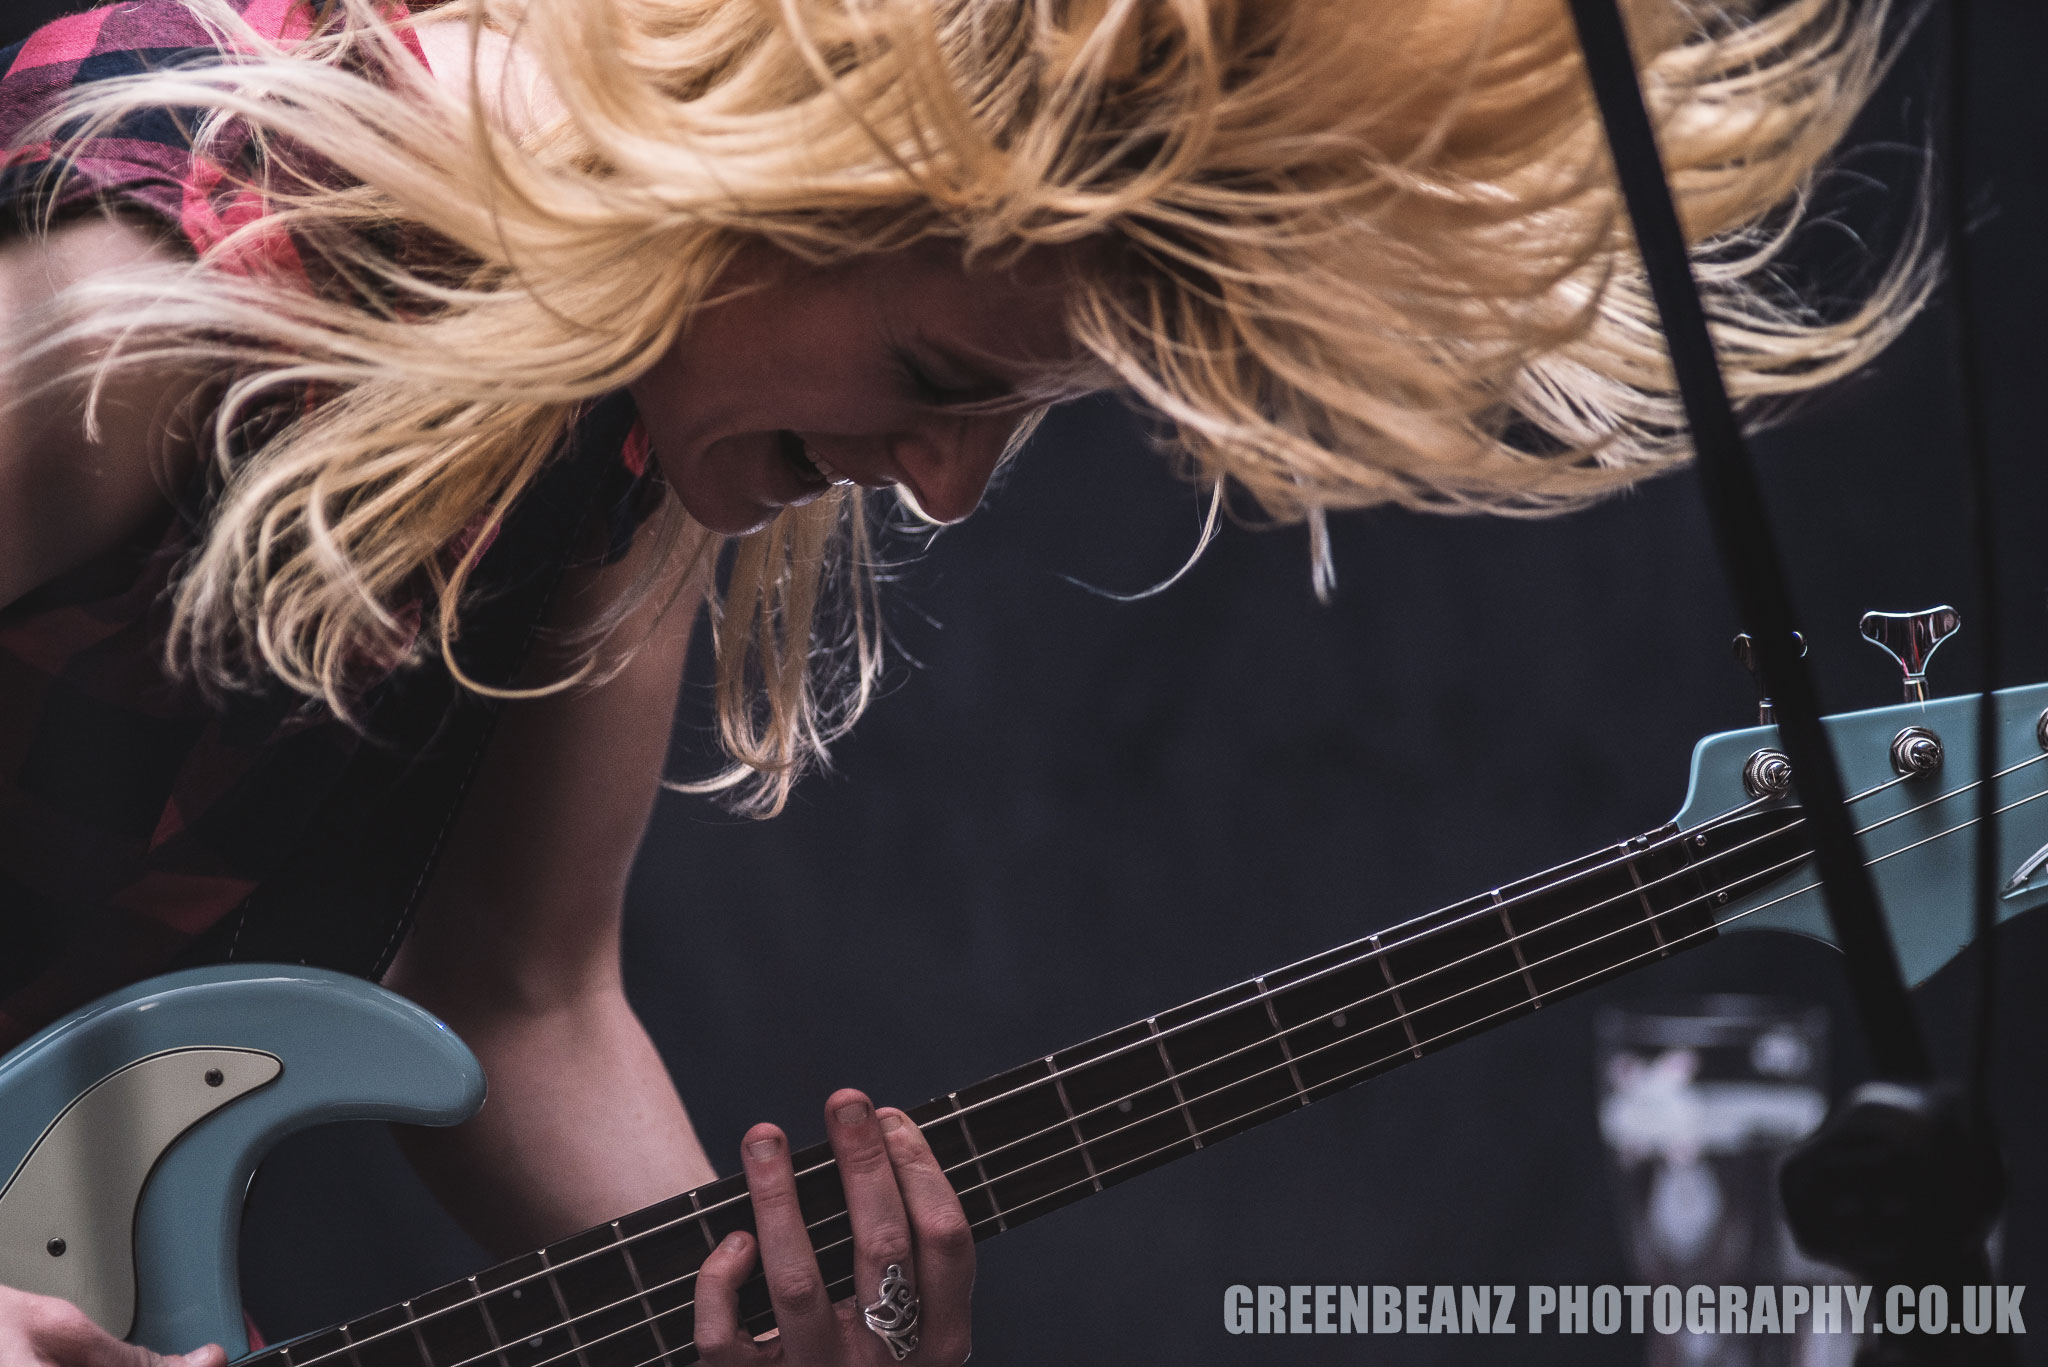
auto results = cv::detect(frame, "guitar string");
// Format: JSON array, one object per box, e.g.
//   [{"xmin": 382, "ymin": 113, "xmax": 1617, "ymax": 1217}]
[
  {"xmin": 485, "ymin": 783, "xmax": 2048, "ymax": 1367},
  {"xmin": 290, "ymin": 762, "xmax": 2048, "ymax": 1367},
  {"xmin": 890, "ymin": 752, "xmax": 2038, "ymax": 1189},
  {"xmin": 696, "ymin": 749, "xmax": 2036, "ymax": 1207},
  {"xmin": 246, "ymin": 783, "xmax": 1784, "ymax": 1367},
  {"xmin": 256, "ymin": 779, "xmax": 1813, "ymax": 1367},
  {"xmin": 263, "ymin": 748, "xmax": 2040, "ymax": 1367},
  {"xmin": 272, "ymin": 750, "xmax": 2048, "ymax": 1367}
]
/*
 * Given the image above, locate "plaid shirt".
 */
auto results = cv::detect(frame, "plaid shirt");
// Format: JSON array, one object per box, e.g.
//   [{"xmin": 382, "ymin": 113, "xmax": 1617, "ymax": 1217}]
[{"xmin": 0, "ymin": 0, "xmax": 656, "ymax": 1050}]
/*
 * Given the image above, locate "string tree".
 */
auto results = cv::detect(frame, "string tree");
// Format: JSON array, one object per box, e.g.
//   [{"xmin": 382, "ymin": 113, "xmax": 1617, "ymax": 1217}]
[
  {"xmin": 1732, "ymin": 631, "xmax": 1807, "ymax": 725},
  {"xmin": 1857, "ymin": 606, "xmax": 1960, "ymax": 702}
]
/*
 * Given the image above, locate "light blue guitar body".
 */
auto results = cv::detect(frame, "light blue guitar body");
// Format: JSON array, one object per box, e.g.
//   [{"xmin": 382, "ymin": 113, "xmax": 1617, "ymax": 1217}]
[
  {"xmin": 0, "ymin": 966, "xmax": 483, "ymax": 1358},
  {"xmin": 3, "ymin": 684, "xmax": 2046, "ymax": 1361}
]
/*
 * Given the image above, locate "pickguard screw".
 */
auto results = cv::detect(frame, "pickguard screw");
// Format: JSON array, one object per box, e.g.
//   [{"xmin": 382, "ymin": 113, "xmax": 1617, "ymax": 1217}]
[
  {"xmin": 1694, "ymin": 834, "xmax": 1709, "ymax": 849},
  {"xmin": 46, "ymin": 1237, "xmax": 65, "ymax": 1257},
  {"xmin": 1716, "ymin": 892, "xmax": 1730, "ymax": 905},
  {"xmin": 204, "ymin": 1068, "xmax": 224, "ymax": 1087},
  {"xmin": 2036, "ymin": 709, "xmax": 2048, "ymax": 753}
]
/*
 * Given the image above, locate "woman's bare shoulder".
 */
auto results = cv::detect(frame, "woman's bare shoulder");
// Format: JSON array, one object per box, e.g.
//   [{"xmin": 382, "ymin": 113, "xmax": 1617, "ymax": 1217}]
[{"xmin": 0, "ymin": 215, "xmax": 200, "ymax": 612}]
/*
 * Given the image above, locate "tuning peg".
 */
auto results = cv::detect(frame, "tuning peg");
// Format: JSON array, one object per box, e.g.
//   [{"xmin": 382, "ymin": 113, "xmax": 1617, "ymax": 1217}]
[
  {"xmin": 1858, "ymin": 606, "xmax": 1960, "ymax": 702},
  {"xmin": 1732, "ymin": 631, "xmax": 1807, "ymax": 725}
]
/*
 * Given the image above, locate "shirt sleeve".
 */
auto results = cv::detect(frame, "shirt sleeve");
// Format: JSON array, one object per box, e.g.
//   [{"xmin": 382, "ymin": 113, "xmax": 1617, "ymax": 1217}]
[{"xmin": 0, "ymin": 4, "xmax": 234, "ymax": 247}]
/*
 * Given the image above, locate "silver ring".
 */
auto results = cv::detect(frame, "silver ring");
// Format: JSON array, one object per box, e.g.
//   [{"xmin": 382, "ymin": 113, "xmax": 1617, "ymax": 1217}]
[{"xmin": 860, "ymin": 1262, "xmax": 921, "ymax": 1360}]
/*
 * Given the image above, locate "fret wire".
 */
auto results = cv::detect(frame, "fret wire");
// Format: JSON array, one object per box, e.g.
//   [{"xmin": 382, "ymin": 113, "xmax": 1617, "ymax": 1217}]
[
  {"xmin": 1047, "ymin": 1060, "xmax": 1103, "ymax": 1193},
  {"xmin": 1370, "ymin": 935, "xmax": 1424, "ymax": 1059},
  {"xmin": 611, "ymin": 1223, "xmax": 671, "ymax": 1358},
  {"xmin": 1624, "ymin": 847, "xmax": 1670, "ymax": 954},
  {"xmin": 471, "ymin": 1277, "xmax": 509, "ymax": 1367},
  {"xmin": 1491, "ymin": 891, "xmax": 1542, "ymax": 1006},
  {"xmin": 402, "ymin": 1302, "xmax": 433, "ymax": 1367},
  {"xmin": 968, "ymin": 771, "xmax": 2048, "ymax": 1219},
  {"xmin": 1255, "ymin": 976, "xmax": 1310, "ymax": 1105},
  {"xmin": 1146, "ymin": 1017, "xmax": 1202, "ymax": 1149},
  {"xmin": 924, "ymin": 825, "xmax": 1832, "ymax": 1202},
  {"xmin": 898, "ymin": 792, "xmax": 1772, "ymax": 1154},
  {"xmin": 281, "ymin": 756, "xmax": 2031, "ymax": 1367},
  {"xmin": 905, "ymin": 811, "xmax": 1753, "ymax": 1237},
  {"xmin": 340, "ymin": 1323, "xmax": 357, "ymax": 1367},
  {"xmin": 942, "ymin": 906, "xmax": 1755, "ymax": 1245},
  {"xmin": 535, "ymin": 1251, "xmax": 587, "ymax": 1367},
  {"xmin": 378, "ymin": 788, "xmax": 2048, "ymax": 1367},
  {"xmin": 685, "ymin": 1191, "xmax": 715, "ymax": 1256},
  {"xmin": 946, "ymin": 1091, "xmax": 1007, "ymax": 1231}
]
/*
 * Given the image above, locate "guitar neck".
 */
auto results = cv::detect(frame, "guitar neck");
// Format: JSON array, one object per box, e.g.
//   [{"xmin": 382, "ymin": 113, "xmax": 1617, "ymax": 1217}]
[{"xmin": 244, "ymin": 809, "xmax": 1807, "ymax": 1367}]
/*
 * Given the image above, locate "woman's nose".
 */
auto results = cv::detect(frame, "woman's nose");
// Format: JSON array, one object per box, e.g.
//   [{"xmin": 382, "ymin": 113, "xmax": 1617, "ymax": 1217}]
[{"xmin": 887, "ymin": 414, "xmax": 1017, "ymax": 524}]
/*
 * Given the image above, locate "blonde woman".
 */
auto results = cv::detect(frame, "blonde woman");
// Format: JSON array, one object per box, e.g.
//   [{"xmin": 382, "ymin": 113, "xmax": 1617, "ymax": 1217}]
[{"xmin": 0, "ymin": 0, "xmax": 1919, "ymax": 1362}]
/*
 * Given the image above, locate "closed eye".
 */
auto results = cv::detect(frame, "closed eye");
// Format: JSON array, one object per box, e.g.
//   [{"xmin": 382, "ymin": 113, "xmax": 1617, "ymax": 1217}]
[{"xmin": 891, "ymin": 339, "xmax": 1016, "ymax": 410}]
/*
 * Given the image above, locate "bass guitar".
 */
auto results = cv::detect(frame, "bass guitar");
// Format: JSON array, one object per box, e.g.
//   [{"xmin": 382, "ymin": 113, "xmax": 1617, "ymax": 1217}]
[{"xmin": 6, "ymin": 673, "xmax": 2047, "ymax": 1365}]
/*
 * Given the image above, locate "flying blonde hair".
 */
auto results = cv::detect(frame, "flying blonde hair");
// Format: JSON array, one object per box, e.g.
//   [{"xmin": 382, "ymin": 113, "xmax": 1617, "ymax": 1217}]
[{"xmin": 20, "ymin": 0, "xmax": 1926, "ymax": 814}]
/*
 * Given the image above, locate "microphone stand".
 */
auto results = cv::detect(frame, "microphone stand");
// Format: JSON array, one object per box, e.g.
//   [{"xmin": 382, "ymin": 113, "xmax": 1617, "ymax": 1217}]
[{"xmin": 1560, "ymin": 1, "xmax": 2013, "ymax": 1359}]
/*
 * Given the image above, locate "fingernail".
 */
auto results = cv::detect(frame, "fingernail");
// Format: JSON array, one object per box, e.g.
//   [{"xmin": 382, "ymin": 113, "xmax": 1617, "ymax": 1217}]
[
  {"xmin": 745, "ymin": 1136, "xmax": 779, "ymax": 1160},
  {"xmin": 721, "ymin": 1231, "xmax": 749, "ymax": 1253},
  {"xmin": 880, "ymin": 1112, "xmax": 908, "ymax": 1133},
  {"xmin": 835, "ymin": 1098, "xmax": 872, "ymax": 1127}
]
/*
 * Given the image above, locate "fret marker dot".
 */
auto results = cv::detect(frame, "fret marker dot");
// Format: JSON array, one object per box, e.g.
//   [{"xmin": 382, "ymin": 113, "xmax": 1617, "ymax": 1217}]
[
  {"xmin": 529, "ymin": 1337, "xmax": 544, "ymax": 1348},
  {"xmin": 1117, "ymin": 1099, "xmax": 1133, "ymax": 1113},
  {"xmin": 511, "ymin": 1289, "xmax": 523, "ymax": 1299},
  {"xmin": 1333, "ymin": 1013, "xmax": 1348, "ymax": 1028}
]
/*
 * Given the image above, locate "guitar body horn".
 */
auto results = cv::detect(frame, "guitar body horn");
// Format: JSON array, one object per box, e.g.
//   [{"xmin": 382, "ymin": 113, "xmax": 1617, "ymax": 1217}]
[{"xmin": 0, "ymin": 965, "xmax": 484, "ymax": 1359}]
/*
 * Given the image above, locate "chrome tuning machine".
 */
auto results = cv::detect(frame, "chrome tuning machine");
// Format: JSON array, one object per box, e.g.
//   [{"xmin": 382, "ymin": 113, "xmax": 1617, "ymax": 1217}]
[
  {"xmin": 1732, "ymin": 631, "xmax": 1807, "ymax": 725},
  {"xmin": 1858, "ymin": 606, "xmax": 1959, "ymax": 703}
]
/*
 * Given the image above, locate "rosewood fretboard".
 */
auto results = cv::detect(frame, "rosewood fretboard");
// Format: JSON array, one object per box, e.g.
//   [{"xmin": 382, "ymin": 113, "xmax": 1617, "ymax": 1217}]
[{"xmin": 243, "ymin": 808, "xmax": 1807, "ymax": 1367}]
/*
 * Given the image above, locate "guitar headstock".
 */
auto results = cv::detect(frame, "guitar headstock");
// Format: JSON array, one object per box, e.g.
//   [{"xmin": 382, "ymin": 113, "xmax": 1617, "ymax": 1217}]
[{"xmin": 1672, "ymin": 616, "xmax": 2048, "ymax": 987}]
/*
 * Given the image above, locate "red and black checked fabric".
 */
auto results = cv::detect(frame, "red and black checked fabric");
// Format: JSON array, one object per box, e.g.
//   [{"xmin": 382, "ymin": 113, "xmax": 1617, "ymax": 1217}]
[
  {"xmin": 0, "ymin": 0, "xmax": 369, "ymax": 255},
  {"xmin": 0, "ymin": 0, "xmax": 658, "ymax": 1051}
]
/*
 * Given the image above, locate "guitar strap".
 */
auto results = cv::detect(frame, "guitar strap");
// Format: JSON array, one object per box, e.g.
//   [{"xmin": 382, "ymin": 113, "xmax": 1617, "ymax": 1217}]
[{"xmin": 1562, "ymin": 0, "xmax": 1935, "ymax": 1081}]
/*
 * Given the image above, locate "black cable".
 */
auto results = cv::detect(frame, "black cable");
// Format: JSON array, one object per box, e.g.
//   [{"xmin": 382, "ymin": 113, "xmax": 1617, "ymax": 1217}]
[
  {"xmin": 1941, "ymin": 0, "xmax": 2001, "ymax": 1135},
  {"xmin": 1563, "ymin": 0, "xmax": 1932, "ymax": 1080}
]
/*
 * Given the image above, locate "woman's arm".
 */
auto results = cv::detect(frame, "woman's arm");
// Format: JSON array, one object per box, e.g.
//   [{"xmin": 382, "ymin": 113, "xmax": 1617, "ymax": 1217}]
[
  {"xmin": 0, "ymin": 217, "xmax": 197, "ymax": 612},
  {"xmin": 384, "ymin": 518, "xmax": 719, "ymax": 1251},
  {"xmin": 384, "ymin": 521, "xmax": 977, "ymax": 1367}
]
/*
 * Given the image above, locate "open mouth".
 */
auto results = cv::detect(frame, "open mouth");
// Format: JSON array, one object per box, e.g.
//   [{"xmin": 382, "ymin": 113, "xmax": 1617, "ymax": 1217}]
[
  {"xmin": 777, "ymin": 429, "xmax": 825, "ymax": 486},
  {"xmin": 776, "ymin": 429, "xmax": 854, "ymax": 487}
]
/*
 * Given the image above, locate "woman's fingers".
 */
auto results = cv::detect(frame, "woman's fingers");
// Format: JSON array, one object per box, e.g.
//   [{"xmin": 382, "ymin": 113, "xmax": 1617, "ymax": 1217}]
[
  {"xmin": 739, "ymin": 1122, "xmax": 841, "ymax": 1363},
  {"xmin": 690, "ymin": 1230, "xmax": 760, "ymax": 1366},
  {"xmin": 825, "ymin": 1090, "xmax": 916, "ymax": 1357},
  {"xmin": 710, "ymin": 1098, "xmax": 975, "ymax": 1366},
  {"xmin": 0, "ymin": 1288, "xmax": 227, "ymax": 1367},
  {"xmin": 881, "ymin": 1108, "xmax": 976, "ymax": 1364}
]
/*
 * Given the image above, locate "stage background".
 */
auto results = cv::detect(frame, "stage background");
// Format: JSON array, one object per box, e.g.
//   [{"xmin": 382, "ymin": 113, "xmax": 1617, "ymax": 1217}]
[{"xmin": 5, "ymin": 3, "xmax": 2045, "ymax": 1363}]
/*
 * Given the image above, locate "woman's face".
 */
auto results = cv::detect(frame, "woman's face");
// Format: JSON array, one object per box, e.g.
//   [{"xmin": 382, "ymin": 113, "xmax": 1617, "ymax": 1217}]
[{"xmin": 629, "ymin": 240, "xmax": 1083, "ymax": 537}]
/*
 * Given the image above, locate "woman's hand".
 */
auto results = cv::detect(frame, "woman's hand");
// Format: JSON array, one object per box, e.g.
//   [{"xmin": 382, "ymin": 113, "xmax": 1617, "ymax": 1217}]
[
  {"xmin": 693, "ymin": 1090, "xmax": 974, "ymax": 1366},
  {"xmin": 0, "ymin": 1287, "xmax": 225, "ymax": 1367}
]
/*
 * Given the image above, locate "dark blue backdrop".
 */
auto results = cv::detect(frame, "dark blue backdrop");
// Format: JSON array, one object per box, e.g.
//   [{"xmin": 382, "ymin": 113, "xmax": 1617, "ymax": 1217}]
[{"xmin": 6, "ymin": 1, "xmax": 2045, "ymax": 1363}]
